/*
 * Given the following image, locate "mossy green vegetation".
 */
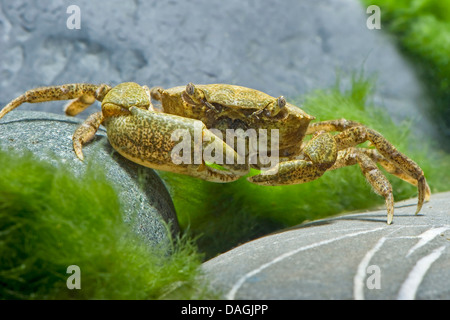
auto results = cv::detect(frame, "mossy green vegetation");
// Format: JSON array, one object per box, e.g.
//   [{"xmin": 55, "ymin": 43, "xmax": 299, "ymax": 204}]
[
  {"xmin": 160, "ymin": 72, "xmax": 450, "ymax": 259},
  {"xmin": 0, "ymin": 149, "xmax": 215, "ymax": 299},
  {"xmin": 360, "ymin": 0, "xmax": 450, "ymax": 146}
]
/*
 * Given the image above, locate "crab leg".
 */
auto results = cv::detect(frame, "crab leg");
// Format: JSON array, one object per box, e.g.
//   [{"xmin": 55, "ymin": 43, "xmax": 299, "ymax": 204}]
[
  {"xmin": 249, "ymin": 159, "xmax": 327, "ymax": 186},
  {"xmin": 72, "ymin": 111, "xmax": 105, "ymax": 160},
  {"xmin": 305, "ymin": 119, "xmax": 429, "ymax": 212},
  {"xmin": 305, "ymin": 119, "xmax": 362, "ymax": 134},
  {"xmin": 330, "ymin": 148, "xmax": 431, "ymax": 200},
  {"xmin": 0, "ymin": 83, "xmax": 111, "ymax": 119},
  {"xmin": 307, "ymin": 120, "xmax": 428, "ymax": 187},
  {"xmin": 333, "ymin": 126, "xmax": 428, "ymax": 214},
  {"xmin": 328, "ymin": 148, "xmax": 395, "ymax": 223},
  {"xmin": 248, "ymin": 131, "xmax": 335, "ymax": 185},
  {"xmin": 65, "ymin": 84, "xmax": 111, "ymax": 116},
  {"xmin": 248, "ymin": 138, "xmax": 397, "ymax": 224}
]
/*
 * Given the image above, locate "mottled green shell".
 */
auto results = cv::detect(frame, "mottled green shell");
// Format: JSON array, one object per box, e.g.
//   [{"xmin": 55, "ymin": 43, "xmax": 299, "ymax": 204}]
[{"xmin": 196, "ymin": 84, "xmax": 276, "ymax": 110}]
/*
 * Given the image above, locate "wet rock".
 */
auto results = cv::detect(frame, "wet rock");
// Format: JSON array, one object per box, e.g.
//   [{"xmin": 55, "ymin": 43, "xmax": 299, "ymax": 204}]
[
  {"xmin": 0, "ymin": 110, "xmax": 179, "ymax": 247},
  {"xmin": 203, "ymin": 192, "xmax": 450, "ymax": 299}
]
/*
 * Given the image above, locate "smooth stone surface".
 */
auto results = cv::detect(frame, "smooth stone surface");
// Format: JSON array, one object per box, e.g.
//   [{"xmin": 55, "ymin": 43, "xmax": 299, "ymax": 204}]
[
  {"xmin": 0, "ymin": 110, "xmax": 179, "ymax": 247},
  {"xmin": 203, "ymin": 192, "xmax": 450, "ymax": 300},
  {"xmin": 0, "ymin": 0, "xmax": 436, "ymax": 138}
]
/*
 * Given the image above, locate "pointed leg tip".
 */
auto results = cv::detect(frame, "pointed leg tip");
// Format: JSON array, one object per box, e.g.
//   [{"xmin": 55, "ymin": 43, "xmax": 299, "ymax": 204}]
[
  {"xmin": 385, "ymin": 201, "xmax": 394, "ymax": 224},
  {"xmin": 385, "ymin": 193, "xmax": 394, "ymax": 225},
  {"xmin": 416, "ymin": 198, "xmax": 424, "ymax": 215},
  {"xmin": 415, "ymin": 175, "xmax": 427, "ymax": 215},
  {"xmin": 74, "ymin": 149, "xmax": 85, "ymax": 161},
  {"xmin": 425, "ymin": 183, "xmax": 431, "ymax": 202},
  {"xmin": 415, "ymin": 205, "xmax": 423, "ymax": 216}
]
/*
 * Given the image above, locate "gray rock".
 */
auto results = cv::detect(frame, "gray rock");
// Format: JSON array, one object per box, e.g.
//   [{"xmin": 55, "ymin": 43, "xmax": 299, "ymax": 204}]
[
  {"xmin": 0, "ymin": 110, "xmax": 179, "ymax": 247},
  {"xmin": 203, "ymin": 192, "xmax": 450, "ymax": 300},
  {"xmin": 0, "ymin": 0, "xmax": 436, "ymax": 138}
]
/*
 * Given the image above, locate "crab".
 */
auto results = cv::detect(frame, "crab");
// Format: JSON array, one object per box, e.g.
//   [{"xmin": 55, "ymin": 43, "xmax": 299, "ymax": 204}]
[{"xmin": 0, "ymin": 82, "xmax": 430, "ymax": 224}]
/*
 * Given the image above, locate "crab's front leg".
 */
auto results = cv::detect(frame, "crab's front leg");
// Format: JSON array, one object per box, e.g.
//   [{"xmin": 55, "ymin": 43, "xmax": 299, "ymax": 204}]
[{"xmin": 72, "ymin": 111, "xmax": 104, "ymax": 160}]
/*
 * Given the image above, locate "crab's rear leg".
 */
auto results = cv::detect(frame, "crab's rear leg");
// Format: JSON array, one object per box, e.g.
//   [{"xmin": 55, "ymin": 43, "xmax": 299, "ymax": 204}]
[
  {"xmin": 249, "ymin": 131, "xmax": 398, "ymax": 224},
  {"xmin": 333, "ymin": 126, "xmax": 428, "ymax": 215},
  {"xmin": 331, "ymin": 148, "xmax": 431, "ymax": 201},
  {"xmin": 0, "ymin": 83, "xmax": 111, "ymax": 119},
  {"xmin": 305, "ymin": 119, "xmax": 363, "ymax": 134},
  {"xmin": 328, "ymin": 148, "xmax": 395, "ymax": 223},
  {"xmin": 307, "ymin": 120, "xmax": 429, "ymax": 213}
]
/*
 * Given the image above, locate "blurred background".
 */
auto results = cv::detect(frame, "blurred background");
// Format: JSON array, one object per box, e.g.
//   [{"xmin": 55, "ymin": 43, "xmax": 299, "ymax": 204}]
[
  {"xmin": 1, "ymin": 0, "xmax": 449, "ymax": 258},
  {"xmin": 0, "ymin": 0, "xmax": 440, "ymax": 131}
]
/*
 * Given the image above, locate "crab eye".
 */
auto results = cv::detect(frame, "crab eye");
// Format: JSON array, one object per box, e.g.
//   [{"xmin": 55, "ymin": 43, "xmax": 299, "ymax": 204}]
[
  {"xmin": 277, "ymin": 96, "xmax": 286, "ymax": 109},
  {"xmin": 186, "ymin": 82, "xmax": 196, "ymax": 96}
]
